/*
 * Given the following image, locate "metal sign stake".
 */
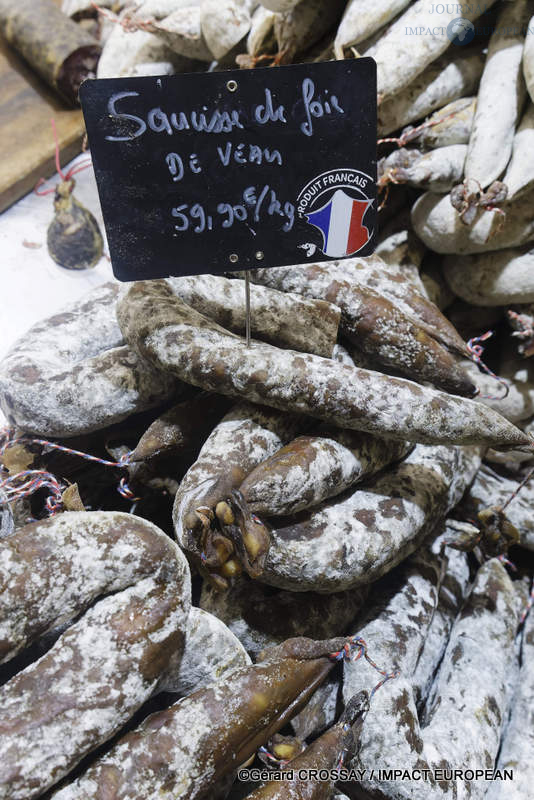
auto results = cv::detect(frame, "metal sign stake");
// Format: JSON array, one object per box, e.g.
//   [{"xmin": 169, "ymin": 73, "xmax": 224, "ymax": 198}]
[{"xmin": 245, "ymin": 270, "xmax": 251, "ymax": 348}]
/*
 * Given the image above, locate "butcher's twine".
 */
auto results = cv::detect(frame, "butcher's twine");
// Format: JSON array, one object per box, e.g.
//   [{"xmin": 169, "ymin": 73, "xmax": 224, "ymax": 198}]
[
  {"xmin": 330, "ymin": 635, "xmax": 400, "ymax": 699},
  {"xmin": 259, "ymin": 635, "xmax": 397, "ymax": 770},
  {"xmin": 467, "ymin": 331, "xmax": 510, "ymax": 400},
  {"xmin": 0, "ymin": 426, "xmax": 139, "ymax": 516}
]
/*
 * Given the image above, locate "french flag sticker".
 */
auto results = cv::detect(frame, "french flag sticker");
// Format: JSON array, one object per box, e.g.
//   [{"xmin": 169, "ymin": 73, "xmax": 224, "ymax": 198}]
[{"xmin": 305, "ymin": 189, "xmax": 372, "ymax": 258}]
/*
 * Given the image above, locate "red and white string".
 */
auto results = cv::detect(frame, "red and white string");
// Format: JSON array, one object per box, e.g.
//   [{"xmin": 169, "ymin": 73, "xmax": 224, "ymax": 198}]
[
  {"xmin": 0, "ymin": 427, "xmax": 140, "ymax": 515},
  {"xmin": 35, "ymin": 119, "xmax": 92, "ymax": 197},
  {"xmin": 467, "ymin": 331, "xmax": 510, "ymax": 400}
]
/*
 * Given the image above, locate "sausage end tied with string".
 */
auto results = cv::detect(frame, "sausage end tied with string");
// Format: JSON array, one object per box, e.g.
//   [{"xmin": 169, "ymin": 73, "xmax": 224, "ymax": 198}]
[
  {"xmin": 377, "ymin": 106, "xmax": 463, "ymax": 150},
  {"xmin": 90, "ymin": 1, "xmax": 153, "ymax": 33},
  {"xmin": 258, "ymin": 636, "xmax": 398, "ymax": 771},
  {"xmin": 466, "ymin": 330, "xmax": 510, "ymax": 401},
  {"xmin": 34, "ymin": 119, "xmax": 92, "ymax": 197},
  {"xmin": 377, "ymin": 105, "xmax": 465, "ymax": 210},
  {"xmin": 446, "ymin": 460, "xmax": 534, "ymax": 626}
]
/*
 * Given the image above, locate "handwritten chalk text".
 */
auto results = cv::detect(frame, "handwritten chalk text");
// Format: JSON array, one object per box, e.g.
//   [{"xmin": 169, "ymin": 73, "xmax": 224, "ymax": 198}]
[
  {"xmin": 300, "ymin": 79, "xmax": 344, "ymax": 137},
  {"xmin": 105, "ymin": 79, "xmax": 345, "ymax": 143},
  {"xmin": 217, "ymin": 143, "xmax": 282, "ymax": 167},
  {"xmin": 171, "ymin": 185, "xmax": 295, "ymax": 235}
]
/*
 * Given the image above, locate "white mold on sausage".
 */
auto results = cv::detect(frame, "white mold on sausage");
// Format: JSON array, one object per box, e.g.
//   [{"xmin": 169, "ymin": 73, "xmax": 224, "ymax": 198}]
[
  {"xmin": 259, "ymin": 444, "xmax": 481, "ymax": 592},
  {"xmin": 247, "ymin": 5, "xmax": 277, "ymax": 56},
  {"xmin": 443, "ymin": 245, "xmax": 534, "ymax": 304},
  {"xmin": 273, "ymin": 0, "xmax": 346, "ymax": 64},
  {"xmin": 333, "ymin": 0, "xmax": 411, "ymax": 59},
  {"xmin": 344, "ymin": 559, "xmax": 518, "ymax": 800},
  {"xmin": 239, "ymin": 429, "xmax": 411, "ymax": 516},
  {"xmin": 148, "ymin": 5, "xmax": 214, "ymax": 60},
  {"xmin": 258, "ymin": 0, "xmax": 299, "ymax": 11},
  {"xmin": 378, "ymin": 50, "xmax": 483, "ymax": 137},
  {"xmin": 467, "ymin": 462, "xmax": 534, "ymax": 552},
  {"xmin": 167, "ymin": 606, "xmax": 251, "ymax": 696},
  {"xmin": 464, "ymin": 0, "xmax": 530, "ymax": 189},
  {"xmin": 381, "ymin": 145, "xmax": 468, "ymax": 193},
  {"xmin": 118, "ymin": 282, "xmax": 530, "ymax": 450},
  {"xmin": 200, "ymin": 0, "xmax": 255, "ymax": 61},
  {"xmin": 503, "ymin": 103, "xmax": 534, "ymax": 199},
  {"xmin": 366, "ymin": 0, "xmax": 496, "ymax": 101},
  {"xmin": 524, "ymin": 14, "xmax": 534, "ymax": 102},
  {"xmin": 165, "ymin": 274, "xmax": 340, "ymax": 358},
  {"xmin": 0, "ymin": 511, "xmax": 191, "ymax": 800},
  {"xmin": 407, "ymin": 97, "xmax": 476, "ymax": 150},
  {"xmin": 0, "ymin": 283, "xmax": 177, "ymax": 437},
  {"xmin": 485, "ymin": 605, "xmax": 534, "ymax": 800},
  {"xmin": 412, "ymin": 189, "xmax": 534, "ymax": 254}
]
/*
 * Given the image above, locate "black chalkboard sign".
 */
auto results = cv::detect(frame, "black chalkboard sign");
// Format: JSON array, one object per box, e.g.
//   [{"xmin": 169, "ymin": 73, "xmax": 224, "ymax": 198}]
[{"xmin": 80, "ymin": 60, "xmax": 376, "ymax": 281}]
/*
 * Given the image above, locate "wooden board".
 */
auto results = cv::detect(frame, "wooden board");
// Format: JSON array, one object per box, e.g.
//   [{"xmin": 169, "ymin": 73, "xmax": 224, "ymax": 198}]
[{"xmin": 0, "ymin": 0, "xmax": 85, "ymax": 212}]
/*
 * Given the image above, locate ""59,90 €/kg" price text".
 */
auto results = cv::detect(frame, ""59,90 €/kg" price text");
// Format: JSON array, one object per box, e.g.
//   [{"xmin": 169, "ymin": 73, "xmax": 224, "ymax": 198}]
[{"xmin": 171, "ymin": 184, "xmax": 296, "ymax": 236}]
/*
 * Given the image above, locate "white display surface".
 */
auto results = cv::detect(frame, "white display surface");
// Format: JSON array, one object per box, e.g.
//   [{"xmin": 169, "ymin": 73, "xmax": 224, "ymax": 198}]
[{"xmin": 0, "ymin": 155, "xmax": 115, "ymax": 426}]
